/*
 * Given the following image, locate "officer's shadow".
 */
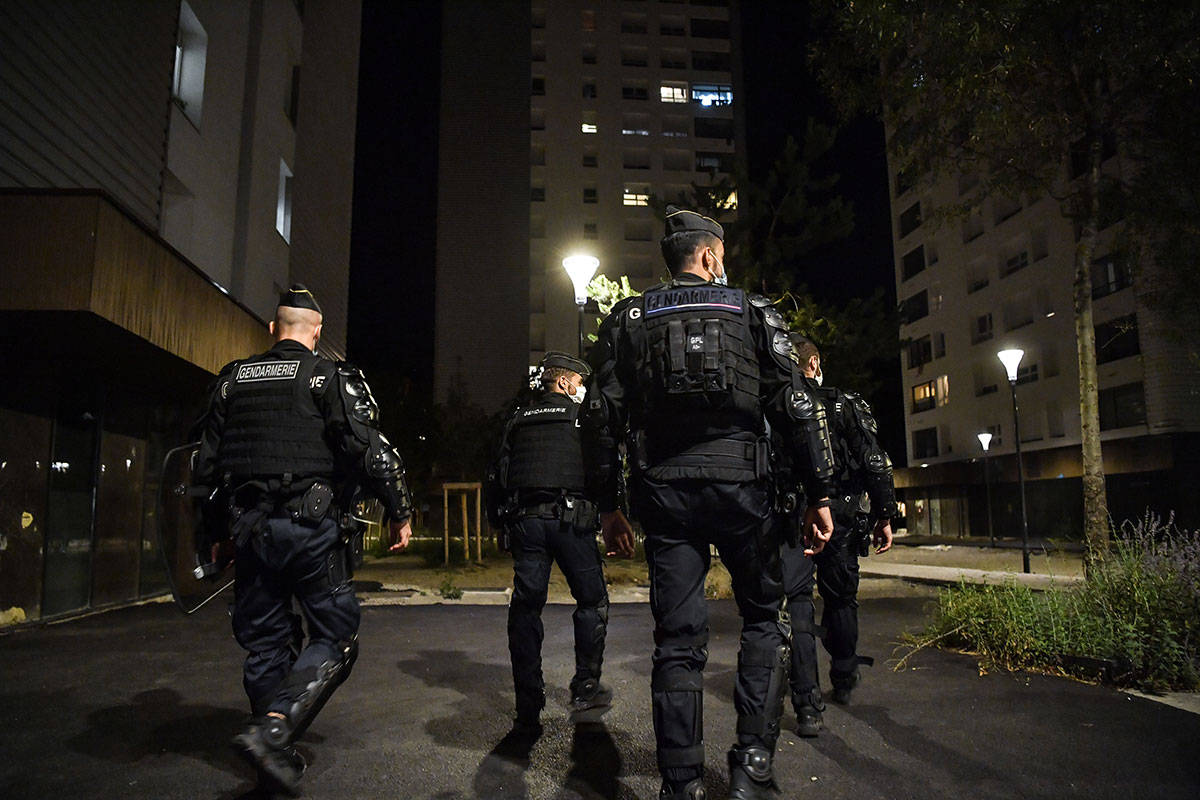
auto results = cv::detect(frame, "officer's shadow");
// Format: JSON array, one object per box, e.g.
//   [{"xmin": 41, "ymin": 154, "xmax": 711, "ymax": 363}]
[
  {"xmin": 397, "ymin": 649, "xmax": 649, "ymax": 799},
  {"xmin": 64, "ymin": 686, "xmax": 321, "ymax": 800}
]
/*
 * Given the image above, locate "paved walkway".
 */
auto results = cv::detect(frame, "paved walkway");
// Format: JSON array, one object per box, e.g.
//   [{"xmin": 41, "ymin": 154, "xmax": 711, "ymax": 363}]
[
  {"xmin": 856, "ymin": 560, "xmax": 1083, "ymax": 590},
  {"xmin": 2, "ymin": 597, "xmax": 1198, "ymax": 799}
]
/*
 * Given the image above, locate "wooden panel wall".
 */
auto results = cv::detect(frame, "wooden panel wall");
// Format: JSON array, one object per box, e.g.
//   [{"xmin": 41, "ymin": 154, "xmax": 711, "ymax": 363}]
[
  {"xmin": 0, "ymin": 0, "xmax": 176, "ymax": 229},
  {"xmin": 0, "ymin": 193, "xmax": 97, "ymax": 311}
]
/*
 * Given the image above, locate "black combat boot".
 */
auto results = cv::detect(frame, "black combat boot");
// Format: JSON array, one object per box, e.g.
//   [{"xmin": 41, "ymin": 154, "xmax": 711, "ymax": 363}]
[
  {"xmin": 231, "ymin": 715, "xmax": 306, "ymax": 797},
  {"xmin": 830, "ymin": 667, "xmax": 861, "ymax": 705},
  {"xmin": 569, "ymin": 677, "xmax": 613, "ymax": 722},
  {"xmin": 660, "ymin": 777, "xmax": 707, "ymax": 799},
  {"xmin": 726, "ymin": 745, "xmax": 776, "ymax": 800},
  {"xmin": 513, "ymin": 689, "xmax": 546, "ymax": 736},
  {"xmin": 794, "ymin": 688, "xmax": 825, "ymax": 737}
]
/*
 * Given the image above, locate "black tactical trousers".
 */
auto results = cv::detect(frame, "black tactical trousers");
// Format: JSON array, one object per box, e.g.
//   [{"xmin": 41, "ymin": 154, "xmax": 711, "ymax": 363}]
[
  {"xmin": 634, "ymin": 477, "xmax": 788, "ymax": 786},
  {"xmin": 507, "ymin": 516, "xmax": 609, "ymax": 717},
  {"xmin": 780, "ymin": 536, "xmax": 820, "ymax": 707},
  {"xmin": 232, "ymin": 515, "xmax": 359, "ymax": 717},
  {"xmin": 812, "ymin": 519, "xmax": 862, "ymax": 677}
]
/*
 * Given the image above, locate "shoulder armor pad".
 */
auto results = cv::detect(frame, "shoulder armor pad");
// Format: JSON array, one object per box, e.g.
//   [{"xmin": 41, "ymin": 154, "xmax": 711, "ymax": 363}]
[
  {"xmin": 748, "ymin": 293, "xmax": 773, "ymax": 308},
  {"xmin": 337, "ymin": 362, "xmax": 372, "ymax": 398},
  {"xmin": 772, "ymin": 329, "xmax": 794, "ymax": 359},
  {"xmin": 217, "ymin": 359, "xmax": 240, "ymax": 377},
  {"xmin": 336, "ymin": 362, "xmax": 362, "ymax": 378}
]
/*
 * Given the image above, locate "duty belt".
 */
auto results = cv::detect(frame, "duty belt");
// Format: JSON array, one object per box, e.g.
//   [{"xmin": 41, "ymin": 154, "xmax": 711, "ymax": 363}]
[
  {"xmin": 641, "ymin": 436, "xmax": 770, "ymax": 478},
  {"xmin": 508, "ymin": 493, "xmax": 598, "ymax": 530}
]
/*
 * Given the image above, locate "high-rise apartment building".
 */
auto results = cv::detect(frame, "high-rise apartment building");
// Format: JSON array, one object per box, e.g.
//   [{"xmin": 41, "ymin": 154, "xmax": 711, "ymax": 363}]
[
  {"xmin": 887, "ymin": 155, "xmax": 1200, "ymax": 536},
  {"xmin": 434, "ymin": 0, "xmax": 742, "ymax": 410},
  {"xmin": 0, "ymin": 0, "xmax": 361, "ymax": 625}
]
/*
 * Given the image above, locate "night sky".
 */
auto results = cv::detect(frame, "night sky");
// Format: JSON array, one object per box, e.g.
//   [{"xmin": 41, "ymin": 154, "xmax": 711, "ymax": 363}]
[{"xmin": 348, "ymin": 0, "xmax": 905, "ymax": 460}]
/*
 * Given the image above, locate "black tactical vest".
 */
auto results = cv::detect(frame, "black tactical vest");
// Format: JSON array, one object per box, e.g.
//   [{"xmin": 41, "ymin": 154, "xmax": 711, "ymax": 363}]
[
  {"xmin": 217, "ymin": 346, "xmax": 336, "ymax": 482},
  {"xmin": 504, "ymin": 397, "xmax": 586, "ymax": 493},
  {"xmin": 814, "ymin": 385, "xmax": 858, "ymax": 493},
  {"xmin": 637, "ymin": 283, "xmax": 761, "ymax": 424}
]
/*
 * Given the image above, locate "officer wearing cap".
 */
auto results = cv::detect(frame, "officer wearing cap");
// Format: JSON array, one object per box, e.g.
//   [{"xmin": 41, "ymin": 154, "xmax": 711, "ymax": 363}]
[
  {"xmin": 485, "ymin": 351, "xmax": 611, "ymax": 734},
  {"xmin": 781, "ymin": 335, "xmax": 896, "ymax": 738},
  {"xmin": 582, "ymin": 206, "xmax": 837, "ymax": 800},
  {"xmin": 193, "ymin": 284, "xmax": 414, "ymax": 796}
]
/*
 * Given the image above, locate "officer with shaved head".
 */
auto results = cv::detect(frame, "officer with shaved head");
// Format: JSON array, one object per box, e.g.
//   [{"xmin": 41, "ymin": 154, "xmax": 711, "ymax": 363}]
[{"xmin": 193, "ymin": 284, "xmax": 413, "ymax": 795}]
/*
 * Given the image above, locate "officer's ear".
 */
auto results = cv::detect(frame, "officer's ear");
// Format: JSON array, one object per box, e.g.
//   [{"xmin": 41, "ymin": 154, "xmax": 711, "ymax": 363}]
[
  {"xmin": 809, "ymin": 355, "xmax": 820, "ymax": 375},
  {"xmin": 269, "ymin": 320, "xmax": 276, "ymax": 336}
]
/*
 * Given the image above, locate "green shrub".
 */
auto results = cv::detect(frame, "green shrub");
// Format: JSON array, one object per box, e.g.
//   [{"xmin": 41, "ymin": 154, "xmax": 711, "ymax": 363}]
[{"xmin": 905, "ymin": 513, "xmax": 1200, "ymax": 691}]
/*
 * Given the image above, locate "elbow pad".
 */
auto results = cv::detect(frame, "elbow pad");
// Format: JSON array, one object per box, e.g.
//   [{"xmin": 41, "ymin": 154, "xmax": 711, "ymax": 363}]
[
  {"xmin": 865, "ymin": 447, "xmax": 897, "ymax": 520},
  {"xmin": 787, "ymin": 385, "xmax": 835, "ymax": 496},
  {"xmin": 366, "ymin": 432, "xmax": 412, "ymax": 522}
]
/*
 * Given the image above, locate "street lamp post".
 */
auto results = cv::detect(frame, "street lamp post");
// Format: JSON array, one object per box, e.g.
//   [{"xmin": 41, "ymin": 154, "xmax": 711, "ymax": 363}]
[
  {"xmin": 977, "ymin": 432, "xmax": 995, "ymax": 548},
  {"xmin": 998, "ymin": 349, "xmax": 1031, "ymax": 573},
  {"xmin": 562, "ymin": 254, "xmax": 600, "ymax": 358}
]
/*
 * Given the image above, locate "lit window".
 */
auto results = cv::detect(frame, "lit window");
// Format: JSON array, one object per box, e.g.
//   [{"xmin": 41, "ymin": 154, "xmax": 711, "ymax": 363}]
[
  {"xmin": 623, "ymin": 188, "xmax": 650, "ymax": 206},
  {"xmin": 936, "ymin": 375, "xmax": 949, "ymax": 406},
  {"xmin": 691, "ymin": 83, "xmax": 733, "ymax": 107},
  {"xmin": 276, "ymin": 160, "xmax": 293, "ymax": 244},
  {"xmin": 621, "ymin": 127, "xmax": 650, "ymax": 136},
  {"xmin": 172, "ymin": 1, "xmax": 208, "ymax": 127},
  {"xmin": 718, "ymin": 190, "xmax": 737, "ymax": 210},
  {"xmin": 660, "ymin": 81, "xmax": 688, "ymax": 103},
  {"xmin": 581, "ymin": 122, "xmax": 598, "ymax": 134},
  {"xmin": 912, "ymin": 381, "xmax": 935, "ymax": 413}
]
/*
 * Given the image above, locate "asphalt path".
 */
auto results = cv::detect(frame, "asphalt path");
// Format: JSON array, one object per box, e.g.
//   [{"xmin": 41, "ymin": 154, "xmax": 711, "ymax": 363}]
[{"xmin": 1, "ymin": 592, "xmax": 1198, "ymax": 800}]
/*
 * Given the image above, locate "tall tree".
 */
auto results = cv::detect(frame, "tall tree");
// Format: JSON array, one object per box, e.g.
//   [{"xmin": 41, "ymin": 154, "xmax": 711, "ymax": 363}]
[{"xmin": 815, "ymin": 0, "xmax": 1200, "ymax": 563}]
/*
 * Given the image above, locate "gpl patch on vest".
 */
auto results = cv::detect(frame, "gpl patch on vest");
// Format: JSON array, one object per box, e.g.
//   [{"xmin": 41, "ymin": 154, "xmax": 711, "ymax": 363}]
[{"xmin": 236, "ymin": 360, "xmax": 300, "ymax": 382}]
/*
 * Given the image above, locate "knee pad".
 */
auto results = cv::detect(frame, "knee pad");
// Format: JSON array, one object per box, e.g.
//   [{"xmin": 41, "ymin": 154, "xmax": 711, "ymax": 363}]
[{"xmin": 281, "ymin": 637, "xmax": 358, "ymax": 742}]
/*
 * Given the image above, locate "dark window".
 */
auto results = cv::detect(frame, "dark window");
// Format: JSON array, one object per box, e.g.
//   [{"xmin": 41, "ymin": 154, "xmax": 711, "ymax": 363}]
[
  {"xmin": 583, "ymin": 152, "xmax": 598, "ymax": 167},
  {"xmin": 912, "ymin": 380, "xmax": 936, "ymax": 413},
  {"xmin": 899, "ymin": 290, "xmax": 929, "ymax": 324},
  {"xmin": 695, "ymin": 151, "xmax": 733, "ymax": 173},
  {"xmin": 971, "ymin": 313, "xmax": 993, "ymax": 344},
  {"xmin": 694, "ymin": 117, "xmax": 733, "ymax": 140},
  {"xmin": 620, "ymin": 14, "xmax": 647, "ymax": 34},
  {"xmin": 690, "ymin": 18, "xmax": 729, "ymax": 38},
  {"xmin": 532, "ymin": 77, "xmax": 545, "ymax": 96},
  {"xmin": 621, "ymin": 47, "xmax": 648, "ymax": 67},
  {"xmin": 1095, "ymin": 314, "xmax": 1140, "ymax": 365},
  {"xmin": 895, "ymin": 168, "xmax": 915, "ymax": 197},
  {"xmin": 583, "ymin": 187, "xmax": 597, "ymax": 204},
  {"xmin": 691, "ymin": 50, "xmax": 731, "ymax": 71},
  {"xmin": 661, "ymin": 51, "xmax": 687, "ymax": 69},
  {"xmin": 1091, "ymin": 255, "xmax": 1133, "ymax": 298},
  {"xmin": 901, "ymin": 245, "xmax": 925, "ymax": 281},
  {"xmin": 913, "ymin": 427, "xmax": 939, "ymax": 459},
  {"xmin": 532, "ymin": 8, "xmax": 545, "ymax": 28},
  {"xmin": 899, "ymin": 202, "xmax": 921, "ymax": 237},
  {"xmin": 582, "ymin": 9, "xmax": 596, "ymax": 31},
  {"xmin": 582, "ymin": 82, "xmax": 597, "ymax": 98},
  {"xmin": 660, "ymin": 18, "xmax": 686, "ymax": 36},
  {"xmin": 1000, "ymin": 250, "xmax": 1029, "ymax": 277},
  {"xmin": 583, "ymin": 223, "xmax": 598, "ymax": 239},
  {"xmin": 1016, "ymin": 363, "xmax": 1038, "ymax": 386},
  {"xmin": 908, "ymin": 335, "xmax": 932, "ymax": 368},
  {"xmin": 583, "ymin": 44, "xmax": 597, "ymax": 64},
  {"xmin": 531, "ymin": 186, "xmax": 544, "ymax": 202},
  {"xmin": 286, "ymin": 65, "xmax": 300, "ymax": 126},
  {"xmin": 622, "ymin": 86, "xmax": 649, "ymax": 101},
  {"xmin": 1099, "ymin": 382, "xmax": 1146, "ymax": 430}
]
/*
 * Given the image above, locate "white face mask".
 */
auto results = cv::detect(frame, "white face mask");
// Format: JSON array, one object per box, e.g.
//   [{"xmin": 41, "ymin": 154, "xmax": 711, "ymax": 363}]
[
  {"xmin": 568, "ymin": 383, "xmax": 586, "ymax": 404},
  {"xmin": 708, "ymin": 251, "xmax": 728, "ymax": 286},
  {"xmin": 814, "ymin": 366, "xmax": 824, "ymax": 387}
]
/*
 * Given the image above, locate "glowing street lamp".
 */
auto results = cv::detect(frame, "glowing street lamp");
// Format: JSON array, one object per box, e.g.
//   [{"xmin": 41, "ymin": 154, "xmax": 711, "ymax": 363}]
[
  {"xmin": 977, "ymin": 431, "xmax": 995, "ymax": 548},
  {"xmin": 997, "ymin": 348, "xmax": 1031, "ymax": 573},
  {"xmin": 562, "ymin": 254, "xmax": 600, "ymax": 357}
]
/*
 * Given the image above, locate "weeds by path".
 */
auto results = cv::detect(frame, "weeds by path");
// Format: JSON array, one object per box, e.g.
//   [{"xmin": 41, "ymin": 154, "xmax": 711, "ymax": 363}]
[{"xmin": 900, "ymin": 513, "xmax": 1200, "ymax": 692}]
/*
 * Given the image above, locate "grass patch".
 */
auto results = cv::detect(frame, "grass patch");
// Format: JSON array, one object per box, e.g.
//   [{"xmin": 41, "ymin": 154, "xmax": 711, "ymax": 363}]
[{"xmin": 901, "ymin": 513, "xmax": 1200, "ymax": 692}]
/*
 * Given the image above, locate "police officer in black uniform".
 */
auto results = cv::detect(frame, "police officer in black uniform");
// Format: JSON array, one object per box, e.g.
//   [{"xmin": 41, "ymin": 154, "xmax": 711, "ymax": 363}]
[
  {"xmin": 782, "ymin": 335, "xmax": 896, "ymax": 736},
  {"xmin": 583, "ymin": 207, "xmax": 837, "ymax": 800},
  {"xmin": 193, "ymin": 285, "xmax": 413, "ymax": 796},
  {"xmin": 486, "ymin": 352, "xmax": 611, "ymax": 734}
]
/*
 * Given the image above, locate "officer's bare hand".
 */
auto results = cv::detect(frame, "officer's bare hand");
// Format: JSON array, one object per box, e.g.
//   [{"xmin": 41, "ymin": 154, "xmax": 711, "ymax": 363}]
[
  {"xmin": 601, "ymin": 510, "xmax": 636, "ymax": 558},
  {"xmin": 803, "ymin": 503, "xmax": 834, "ymax": 557},
  {"xmin": 211, "ymin": 539, "xmax": 236, "ymax": 569},
  {"xmin": 387, "ymin": 519, "xmax": 413, "ymax": 552},
  {"xmin": 873, "ymin": 519, "xmax": 893, "ymax": 554}
]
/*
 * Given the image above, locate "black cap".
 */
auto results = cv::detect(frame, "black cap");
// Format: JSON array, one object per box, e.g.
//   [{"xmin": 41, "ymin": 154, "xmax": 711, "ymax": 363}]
[
  {"xmin": 278, "ymin": 283, "xmax": 322, "ymax": 314},
  {"xmin": 663, "ymin": 205, "xmax": 724, "ymax": 241},
  {"xmin": 540, "ymin": 351, "xmax": 591, "ymax": 378}
]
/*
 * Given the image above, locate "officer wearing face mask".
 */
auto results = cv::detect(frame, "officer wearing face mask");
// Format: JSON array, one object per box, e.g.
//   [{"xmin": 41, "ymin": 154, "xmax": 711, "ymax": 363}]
[
  {"xmin": 781, "ymin": 334, "xmax": 896, "ymax": 738},
  {"xmin": 485, "ymin": 352, "xmax": 611, "ymax": 735},
  {"xmin": 582, "ymin": 207, "xmax": 836, "ymax": 800}
]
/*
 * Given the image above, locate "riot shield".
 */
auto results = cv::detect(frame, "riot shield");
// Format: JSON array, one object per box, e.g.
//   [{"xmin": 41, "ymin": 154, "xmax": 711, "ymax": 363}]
[{"xmin": 157, "ymin": 442, "xmax": 234, "ymax": 614}]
